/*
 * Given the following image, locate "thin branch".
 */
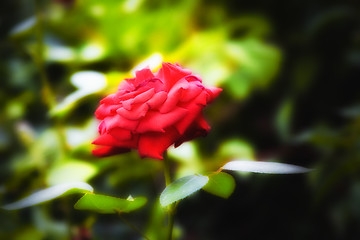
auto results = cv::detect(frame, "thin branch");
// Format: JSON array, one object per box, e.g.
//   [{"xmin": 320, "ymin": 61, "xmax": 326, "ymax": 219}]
[{"xmin": 116, "ymin": 211, "xmax": 151, "ymax": 240}]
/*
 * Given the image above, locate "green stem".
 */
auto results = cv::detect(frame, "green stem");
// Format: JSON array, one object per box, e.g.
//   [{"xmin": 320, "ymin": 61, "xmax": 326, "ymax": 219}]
[
  {"xmin": 166, "ymin": 208, "xmax": 175, "ymax": 240},
  {"xmin": 163, "ymin": 153, "xmax": 176, "ymax": 240},
  {"xmin": 163, "ymin": 152, "xmax": 172, "ymax": 186},
  {"xmin": 34, "ymin": 0, "xmax": 55, "ymax": 109},
  {"xmin": 116, "ymin": 211, "xmax": 150, "ymax": 240},
  {"xmin": 33, "ymin": 0, "xmax": 69, "ymax": 155}
]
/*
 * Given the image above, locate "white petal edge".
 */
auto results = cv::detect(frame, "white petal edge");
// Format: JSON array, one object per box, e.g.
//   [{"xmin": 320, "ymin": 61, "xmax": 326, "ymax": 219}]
[
  {"xmin": 2, "ymin": 182, "xmax": 93, "ymax": 210},
  {"xmin": 222, "ymin": 160, "xmax": 311, "ymax": 174}
]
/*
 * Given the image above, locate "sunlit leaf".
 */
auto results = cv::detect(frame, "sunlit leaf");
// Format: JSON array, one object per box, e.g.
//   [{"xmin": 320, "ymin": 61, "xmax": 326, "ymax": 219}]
[
  {"xmin": 160, "ymin": 174, "xmax": 209, "ymax": 207},
  {"xmin": 10, "ymin": 16, "xmax": 36, "ymax": 36},
  {"xmin": 202, "ymin": 172, "xmax": 235, "ymax": 199},
  {"xmin": 79, "ymin": 43, "xmax": 106, "ymax": 61},
  {"xmin": 123, "ymin": 0, "xmax": 143, "ymax": 12},
  {"xmin": 46, "ymin": 160, "xmax": 98, "ymax": 186},
  {"xmin": 46, "ymin": 44, "xmax": 76, "ymax": 62},
  {"xmin": 65, "ymin": 119, "xmax": 98, "ymax": 147},
  {"xmin": 222, "ymin": 160, "xmax": 311, "ymax": 174},
  {"xmin": 2, "ymin": 182, "xmax": 93, "ymax": 210},
  {"xmin": 224, "ymin": 38, "xmax": 281, "ymax": 99},
  {"xmin": 50, "ymin": 71, "xmax": 106, "ymax": 116},
  {"xmin": 275, "ymin": 99, "xmax": 293, "ymax": 141},
  {"xmin": 217, "ymin": 139, "xmax": 255, "ymax": 160},
  {"xmin": 74, "ymin": 193, "xmax": 147, "ymax": 214}
]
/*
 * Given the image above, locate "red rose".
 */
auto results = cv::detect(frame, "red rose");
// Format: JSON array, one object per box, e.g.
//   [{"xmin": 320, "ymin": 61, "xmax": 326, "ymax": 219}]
[{"xmin": 92, "ymin": 62, "xmax": 222, "ymax": 160}]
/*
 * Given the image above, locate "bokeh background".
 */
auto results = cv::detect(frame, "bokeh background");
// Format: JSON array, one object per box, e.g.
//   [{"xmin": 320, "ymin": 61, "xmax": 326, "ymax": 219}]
[{"xmin": 1, "ymin": 0, "xmax": 360, "ymax": 239}]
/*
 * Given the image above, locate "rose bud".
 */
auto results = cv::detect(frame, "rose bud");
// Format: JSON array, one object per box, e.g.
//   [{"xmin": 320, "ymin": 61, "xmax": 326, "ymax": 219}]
[{"xmin": 92, "ymin": 62, "xmax": 222, "ymax": 160}]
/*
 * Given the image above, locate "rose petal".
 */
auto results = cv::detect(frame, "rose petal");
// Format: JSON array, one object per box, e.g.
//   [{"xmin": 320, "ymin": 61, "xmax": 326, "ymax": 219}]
[
  {"xmin": 147, "ymin": 91, "xmax": 168, "ymax": 109},
  {"xmin": 174, "ymin": 106, "xmax": 202, "ymax": 134},
  {"xmin": 117, "ymin": 103, "xmax": 149, "ymax": 120},
  {"xmin": 118, "ymin": 89, "xmax": 141, "ymax": 102},
  {"xmin": 174, "ymin": 115, "xmax": 210, "ymax": 147},
  {"xmin": 115, "ymin": 137, "xmax": 139, "ymax": 148},
  {"xmin": 156, "ymin": 62, "xmax": 191, "ymax": 90},
  {"xmin": 142, "ymin": 78, "xmax": 164, "ymax": 92},
  {"xmin": 138, "ymin": 127, "xmax": 179, "ymax": 159},
  {"xmin": 158, "ymin": 78, "xmax": 189, "ymax": 113},
  {"xmin": 100, "ymin": 93, "xmax": 117, "ymax": 105},
  {"xmin": 185, "ymin": 75, "xmax": 202, "ymax": 83},
  {"xmin": 205, "ymin": 87, "xmax": 222, "ymax": 103},
  {"xmin": 92, "ymin": 146, "xmax": 130, "ymax": 157},
  {"xmin": 92, "ymin": 133, "xmax": 120, "ymax": 146},
  {"xmin": 133, "ymin": 88, "xmax": 155, "ymax": 104},
  {"xmin": 119, "ymin": 88, "xmax": 155, "ymax": 111},
  {"xmin": 93, "ymin": 133, "xmax": 138, "ymax": 149},
  {"xmin": 98, "ymin": 121, "xmax": 106, "ymax": 134},
  {"xmin": 194, "ymin": 114, "xmax": 211, "ymax": 133},
  {"xmin": 104, "ymin": 114, "xmax": 139, "ymax": 131},
  {"xmin": 137, "ymin": 107, "xmax": 188, "ymax": 133},
  {"xmin": 180, "ymin": 83, "xmax": 203, "ymax": 103},
  {"xmin": 95, "ymin": 104, "xmax": 121, "ymax": 119},
  {"xmin": 118, "ymin": 79, "xmax": 135, "ymax": 91},
  {"xmin": 109, "ymin": 127, "xmax": 132, "ymax": 141},
  {"xmin": 171, "ymin": 78, "xmax": 190, "ymax": 91},
  {"xmin": 121, "ymin": 98, "xmax": 133, "ymax": 111},
  {"xmin": 158, "ymin": 90, "xmax": 181, "ymax": 113},
  {"xmin": 135, "ymin": 68, "xmax": 155, "ymax": 85},
  {"xmin": 175, "ymin": 91, "xmax": 208, "ymax": 134}
]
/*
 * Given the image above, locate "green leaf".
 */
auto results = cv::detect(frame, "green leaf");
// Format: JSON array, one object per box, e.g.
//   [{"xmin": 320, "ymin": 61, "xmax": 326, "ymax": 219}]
[
  {"xmin": 46, "ymin": 160, "xmax": 97, "ymax": 186},
  {"xmin": 74, "ymin": 193, "xmax": 147, "ymax": 214},
  {"xmin": 216, "ymin": 139, "xmax": 255, "ymax": 160},
  {"xmin": 202, "ymin": 172, "xmax": 235, "ymax": 199},
  {"xmin": 224, "ymin": 38, "xmax": 281, "ymax": 99},
  {"xmin": 10, "ymin": 16, "xmax": 36, "ymax": 36},
  {"xmin": 160, "ymin": 174, "xmax": 209, "ymax": 207},
  {"xmin": 222, "ymin": 160, "xmax": 311, "ymax": 174},
  {"xmin": 50, "ymin": 71, "xmax": 106, "ymax": 116},
  {"xmin": 2, "ymin": 182, "xmax": 93, "ymax": 210},
  {"xmin": 275, "ymin": 99, "xmax": 293, "ymax": 141}
]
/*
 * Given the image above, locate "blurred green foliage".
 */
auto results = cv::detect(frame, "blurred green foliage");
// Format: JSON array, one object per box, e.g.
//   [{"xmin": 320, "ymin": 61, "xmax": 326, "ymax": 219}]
[{"xmin": 1, "ymin": 0, "xmax": 360, "ymax": 239}]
